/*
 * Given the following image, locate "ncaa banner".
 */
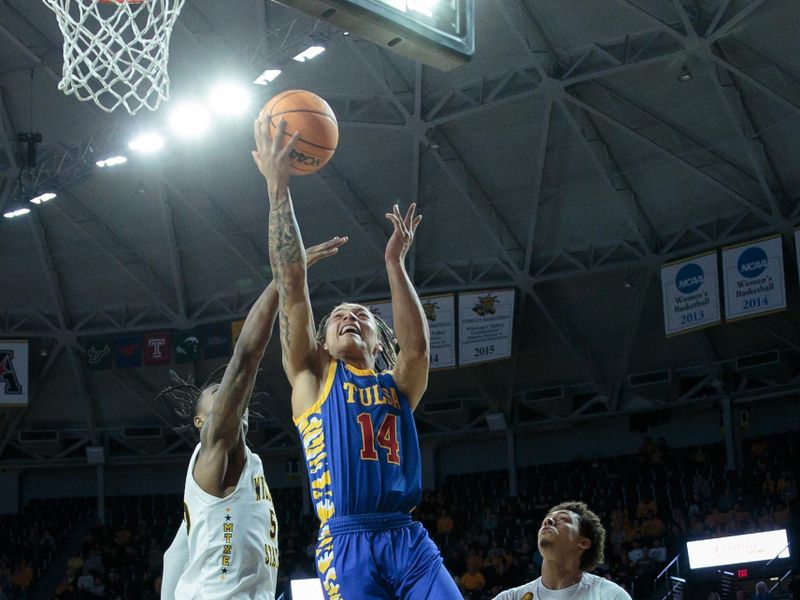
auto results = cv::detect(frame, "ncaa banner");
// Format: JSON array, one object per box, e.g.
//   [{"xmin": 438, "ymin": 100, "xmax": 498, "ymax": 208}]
[
  {"xmin": 722, "ymin": 235, "xmax": 786, "ymax": 321},
  {"xmin": 458, "ymin": 289, "xmax": 515, "ymax": 366},
  {"xmin": 421, "ymin": 294, "xmax": 455, "ymax": 370},
  {"xmin": 365, "ymin": 300, "xmax": 394, "ymax": 329},
  {"xmin": 660, "ymin": 252, "xmax": 721, "ymax": 336},
  {"xmin": 0, "ymin": 340, "xmax": 28, "ymax": 406}
]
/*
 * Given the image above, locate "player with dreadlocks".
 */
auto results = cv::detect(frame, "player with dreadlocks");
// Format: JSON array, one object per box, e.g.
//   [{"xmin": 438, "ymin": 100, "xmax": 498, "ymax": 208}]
[
  {"xmin": 157, "ymin": 236, "xmax": 347, "ymax": 600},
  {"xmin": 252, "ymin": 116, "xmax": 461, "ymax": 599}
]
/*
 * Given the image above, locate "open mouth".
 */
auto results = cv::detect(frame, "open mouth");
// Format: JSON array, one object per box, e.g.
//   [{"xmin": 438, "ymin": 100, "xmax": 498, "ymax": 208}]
[{"xmin": 339, "ymin": 324, "xmax": 361, "ymax": 337}]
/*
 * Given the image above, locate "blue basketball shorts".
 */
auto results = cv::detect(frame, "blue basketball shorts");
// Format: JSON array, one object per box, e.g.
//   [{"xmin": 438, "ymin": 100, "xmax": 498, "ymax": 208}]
[{"xmin": 313, "ymin": 512, "xmax": 461, "ymax": 600}]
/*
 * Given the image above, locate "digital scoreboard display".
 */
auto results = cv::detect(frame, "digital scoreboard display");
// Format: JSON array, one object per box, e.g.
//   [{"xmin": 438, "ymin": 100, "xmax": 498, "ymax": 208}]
[
  {"xmin": 276, "ymin": 0, "xmax": 474, "ymax": 70},
  {"xmin": 687, "ymin": 529, "xmax": 790, "ymax": 570}
]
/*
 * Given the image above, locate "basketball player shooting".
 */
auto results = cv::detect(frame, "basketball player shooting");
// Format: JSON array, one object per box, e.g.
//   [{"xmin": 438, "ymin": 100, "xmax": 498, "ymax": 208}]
[
  {"xmin": 252, "ymin": 115, "xmax": 461, "ymax": 599},
  {"xmin": 158, "ymin": 235, "xmax": 346, "ymax": 599}
]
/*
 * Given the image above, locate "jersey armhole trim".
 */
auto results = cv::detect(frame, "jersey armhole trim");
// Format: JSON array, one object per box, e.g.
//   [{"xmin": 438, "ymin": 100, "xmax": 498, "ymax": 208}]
[{"xmin": 292, "ymin": 359, "xmax": 338, "ymax": 425}]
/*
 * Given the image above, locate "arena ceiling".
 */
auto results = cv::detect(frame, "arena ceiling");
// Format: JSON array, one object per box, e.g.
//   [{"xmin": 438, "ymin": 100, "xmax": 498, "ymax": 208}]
[{"xmin": 1, "ymin": 0, "xmax": 799, "ymax": 467}]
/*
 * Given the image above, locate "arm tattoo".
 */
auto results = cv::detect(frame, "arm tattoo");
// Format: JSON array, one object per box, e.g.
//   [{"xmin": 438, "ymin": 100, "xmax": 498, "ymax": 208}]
[
  {"xmin": 269, "ymin": 196, "xmax": 304, "ymax": 269},
  {"xmin": 268, "ymin": 192, "xmax": 305, "ymax": 353}
]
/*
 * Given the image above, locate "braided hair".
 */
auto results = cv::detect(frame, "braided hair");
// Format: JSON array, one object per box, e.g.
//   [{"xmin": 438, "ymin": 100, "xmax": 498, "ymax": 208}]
[
  {"xmin": 316, "ymin": 305, "xmax": 398, "ymax": 372},
  {"xmin": 155, "ymin": 365, "xmax": 266, "ymax": 437}
]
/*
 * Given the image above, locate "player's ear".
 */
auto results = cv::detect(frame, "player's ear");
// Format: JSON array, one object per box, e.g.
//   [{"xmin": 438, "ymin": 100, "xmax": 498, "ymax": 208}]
[{"xmin": 577, "ymin": 537, "xmax": 591, "ymax": 551}]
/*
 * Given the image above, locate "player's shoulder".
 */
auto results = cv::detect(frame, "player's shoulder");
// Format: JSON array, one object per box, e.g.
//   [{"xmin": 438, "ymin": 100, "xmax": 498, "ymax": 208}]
[
  {"xmin": 583, "ymin": 572, "xmax": 632, "ymax": 599},
  {"xmin": 491, "ymin": 580, "xmax": 536, "ymax": 600}
]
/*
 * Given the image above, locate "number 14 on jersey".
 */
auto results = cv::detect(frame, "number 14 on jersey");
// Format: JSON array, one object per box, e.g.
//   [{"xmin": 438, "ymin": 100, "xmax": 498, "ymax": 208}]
[{"xmin": 357, "ymin": 413, "xmax": 400, "ymax": 465}]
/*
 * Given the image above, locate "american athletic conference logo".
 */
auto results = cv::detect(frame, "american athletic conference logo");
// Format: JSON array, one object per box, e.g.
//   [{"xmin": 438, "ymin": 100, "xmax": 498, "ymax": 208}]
[
  {"xmin": 737, "ymin": 246, "xmax": 768, "ymax": 278},
  {"xmin": 675, "ymin": 263, "xmax": 704, "ymax": 294}
]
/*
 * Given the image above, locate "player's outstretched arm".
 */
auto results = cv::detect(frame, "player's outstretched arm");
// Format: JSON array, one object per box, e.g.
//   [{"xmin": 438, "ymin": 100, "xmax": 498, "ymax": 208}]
[
  {"xmin": 385, "ymin": 203, "xmax": 429, "ymax": 411},
  {"xmin": 204, "ymin": 237, "xmax": 345, "ymax": 448},
  {"xmin": 252, "ymin": 117, "xmax": 331, "ymax": 403}
]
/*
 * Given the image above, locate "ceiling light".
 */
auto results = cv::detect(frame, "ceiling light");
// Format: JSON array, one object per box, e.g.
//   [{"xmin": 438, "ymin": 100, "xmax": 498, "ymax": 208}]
[
  {"xmin": 408, "ymin": 0, "xmax": 439, "ymax": 17},
  {"xmin": 293, "ymin": 46, "xmax": 325, "ymax": 63},
  {"xmin": 208, "ymin": 83, "xmax": 252, "ymax": 115},
  {"xmin": 678, "ymin": 64, "xmax": 693, "ymax": 82},
  {"xmin": 30, "ymin": 192, "xmax": 56, "ymax": 205},
  {"xmin": 129, "ymin": 132, "xmax": 165, "ymax": 154},
  {"xmin": 96, "ymin": 156, "xmax": 128, "ymax": 168},
  {"xmin": 168, "ymin": 102, "xmax": 211, "ymax": 138},
  {"xmin": 622, "ymin": 279, "xmax": 633, "ymax": 289},
  {"xmin": 3, "ymin": 208, "xmax": 31, "ymax": 219},
  {"xmin": 253, "ymin": 69, "xmax": 282, "ymax": 86}
]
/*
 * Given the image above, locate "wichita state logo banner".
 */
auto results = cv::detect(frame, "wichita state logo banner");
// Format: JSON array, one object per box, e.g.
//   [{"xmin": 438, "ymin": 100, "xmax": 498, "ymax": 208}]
[
  {"xmin": 0, "ymin": 340, "xmax": 28, "ymax": 406},
  {"xmin": 458, "ymin": 289, "xmax": 515, "ymax": 366},
  {"xmin": 660, "ymin": 251, "xmax": 721, "ymax": 336},
  {"xmin": 722, "ymin": 235, "xmax": 786, "ymax": 322}
]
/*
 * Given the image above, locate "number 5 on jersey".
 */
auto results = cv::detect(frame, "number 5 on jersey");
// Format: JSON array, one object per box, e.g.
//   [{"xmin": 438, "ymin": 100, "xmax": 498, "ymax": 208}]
[{"xmin": 357, "ymin": 413, "xmax": 400, "ymax": 465}]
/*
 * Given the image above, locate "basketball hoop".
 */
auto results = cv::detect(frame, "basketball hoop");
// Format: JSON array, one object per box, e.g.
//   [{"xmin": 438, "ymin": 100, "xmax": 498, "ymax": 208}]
[{"xmin": 41, "ymin": 0, "xmax": 186, "ymax": 115}]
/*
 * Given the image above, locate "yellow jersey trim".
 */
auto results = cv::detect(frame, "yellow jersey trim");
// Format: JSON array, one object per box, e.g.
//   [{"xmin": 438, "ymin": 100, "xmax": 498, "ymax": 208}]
[
  {"xmin": 293, "ymin": 360, "xmax": 338, "ymax": 425},
  {"xmin": 344, "ymin": 362, "xmax": 377, "ymax": 376}
]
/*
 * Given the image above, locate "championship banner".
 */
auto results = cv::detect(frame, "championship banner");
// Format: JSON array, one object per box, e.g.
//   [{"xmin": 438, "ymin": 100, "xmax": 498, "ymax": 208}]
[
  {"xmin": 660, "ymin": 252, "xmax": 721, "ymax": 336},
  {"xmin": 85, "ymin": 337, "xmax": 112, "ymax": 370},
  {"xmin": 365, "ymin": 300, "xmax": 394, "ymax": 329},
  {"xmin": 231, "ymin": 319, "xmax": 245, "ymax": 349},
  {"xmin": 421, "ymin": 294, "xmax": 455, "ymax": 370},
  {"xmin": 0, "ymin": 340, "xmax": 28, "ymax": 406},
  {"xmin": 114, "ymin": 334, "xmax": 142, "ymax": 369},
  {"xmin": 143, "ymin": 332, "xmax": 171, "ymax": 366},
  {"xmin": 722, "ymin": 235, "xmax": 786, "ymax": 321},
  {"xmin": 458, "ymin": 289, "xmax": 515, "ymax": 366},
  {"xmin": 174, "ymin": 330, "xmax": 201, "ymax": 364},
  {"xmin": 201, "ymin": 323, "xmax": 231, "ymax": 359}
]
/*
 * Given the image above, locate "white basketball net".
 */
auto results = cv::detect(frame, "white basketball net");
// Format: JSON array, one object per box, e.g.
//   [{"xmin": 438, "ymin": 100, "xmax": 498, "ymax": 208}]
[{"xmin": 41, "ymin": 0, "xmax": 186, "ymax": 115}]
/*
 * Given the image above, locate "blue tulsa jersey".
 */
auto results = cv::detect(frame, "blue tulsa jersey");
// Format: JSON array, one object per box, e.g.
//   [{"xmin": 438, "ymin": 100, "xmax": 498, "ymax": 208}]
[{"xmin": 294, "ymin": 359, "xmax": 422, "ymax": 523}]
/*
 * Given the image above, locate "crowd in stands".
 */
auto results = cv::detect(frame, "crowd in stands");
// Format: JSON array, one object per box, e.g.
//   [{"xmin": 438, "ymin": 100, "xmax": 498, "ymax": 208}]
[
  {"xmin": 49, "ymin": 495, "xmax": 180, "ymax": 600},
  {"xmin": 0, "ymin": 498, "xmax": 91, "ymax": 600},
  {"xmin": 0, "ymin": 431, "xmax": 796, "ymax": 599}
]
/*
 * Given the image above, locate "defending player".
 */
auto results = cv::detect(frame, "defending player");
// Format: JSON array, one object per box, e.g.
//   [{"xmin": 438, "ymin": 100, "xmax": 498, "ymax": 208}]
[
  {"xmin": 158, "ymin": 238, "xmax": 346, "ymax": 600},
  {"xmin": 252, "ymin": 116, "xmax": 461, "ymax": 599}
]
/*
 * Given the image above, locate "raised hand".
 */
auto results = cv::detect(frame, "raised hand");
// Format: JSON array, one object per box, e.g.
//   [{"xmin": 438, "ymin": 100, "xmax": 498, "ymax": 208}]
[
  {"xmin": 384, "ymin": 203, "xmax": 422, "ymax": 265},
  {"xmin": 306, "ymin": 236, "xmax": 349, "ymax": 267},
  {"xmin": 252, "ymin": 116, "xmax": 299, "ymax": 195}
]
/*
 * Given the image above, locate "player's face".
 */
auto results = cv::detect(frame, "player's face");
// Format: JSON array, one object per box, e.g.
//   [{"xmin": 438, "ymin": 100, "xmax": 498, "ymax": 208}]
[
  {"xmin": 538, "ymin": 510, "xmax": 589, "ymax": 557},
  {"xmin": 324, "ymin": 303, "xmax": 382, "ymax": 362}
]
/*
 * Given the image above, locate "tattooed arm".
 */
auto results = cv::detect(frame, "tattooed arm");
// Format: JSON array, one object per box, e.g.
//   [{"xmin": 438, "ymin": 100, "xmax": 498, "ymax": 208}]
[{"xmin": 252, "ymin": 117, "xmax": 342, "ymax": 416}]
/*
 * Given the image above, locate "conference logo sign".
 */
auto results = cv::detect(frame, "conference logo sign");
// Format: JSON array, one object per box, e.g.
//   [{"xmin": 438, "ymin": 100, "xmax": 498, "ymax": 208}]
[
  {"xmin": 0, "ymin": 341, "xmax": 28, "ymax": 406},
  {"xmin": 660, "ymin": 252, "xmax": 720, "ymax": 336},
  {"xmin": 722, "ymin": 235, "xmax": 786, "ymax": 321}
]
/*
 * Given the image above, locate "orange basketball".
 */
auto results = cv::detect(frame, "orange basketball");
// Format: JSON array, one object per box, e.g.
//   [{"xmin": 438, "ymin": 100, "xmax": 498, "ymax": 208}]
[{"xmin": 260, "ymin": 90, "xmax": 339, "ymax": 175}]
